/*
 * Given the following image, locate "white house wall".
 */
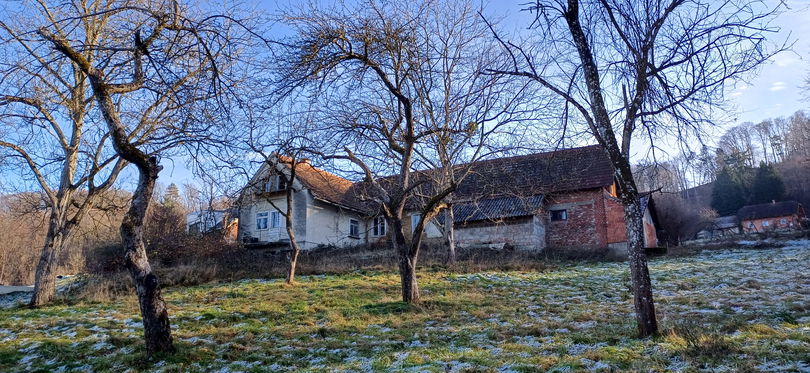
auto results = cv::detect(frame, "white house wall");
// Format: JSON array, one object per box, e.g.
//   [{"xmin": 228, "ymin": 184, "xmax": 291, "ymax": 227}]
[{"xmin": 304, "ymin": 197, "xmax": 366, "ymax": 248}]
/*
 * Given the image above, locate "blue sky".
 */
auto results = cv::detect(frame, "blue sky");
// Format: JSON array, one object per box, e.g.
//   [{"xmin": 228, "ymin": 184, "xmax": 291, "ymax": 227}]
[
  {"xmin": 4, "ymin": 1, "xmax": 806, "ymax": 191},
  {"xmin": 724, "ymin": 1, "xmax": 810, "ymax": 124},
  {"xmin": 159, "ymin": 0, "xmax": 810, "ymax": 188}
]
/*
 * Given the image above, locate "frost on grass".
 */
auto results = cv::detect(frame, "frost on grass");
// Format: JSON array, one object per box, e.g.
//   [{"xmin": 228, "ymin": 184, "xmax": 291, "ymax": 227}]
[{"xmin": 1, "ymin": 243, "xmax": 808, "ymax": 372}]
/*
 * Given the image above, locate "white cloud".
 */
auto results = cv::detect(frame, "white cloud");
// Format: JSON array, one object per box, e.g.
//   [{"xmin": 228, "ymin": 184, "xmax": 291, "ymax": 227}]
[{"xmin": 769, "ymin": 81, "xmax": 786, "ymax": 91}]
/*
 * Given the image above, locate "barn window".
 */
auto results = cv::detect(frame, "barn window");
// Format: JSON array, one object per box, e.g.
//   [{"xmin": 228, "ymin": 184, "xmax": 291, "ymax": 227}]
[
  {"xmin": 349, "ymin": 219, "xmax": 360, "ymax": 238},
  {"xmin": 780, "ymin": 218, "xmax": 787, "ymax": 225},
  {"xmin": 373, "ymin": 216, "xmax": 386, "ymax": 236},
  {"xmin": 762, "ymin": 220, "xmax": 769, "ymax": 227},
  {"xmin": 550, "ymin": 209, "xmax": 568, "ymax": 221}
]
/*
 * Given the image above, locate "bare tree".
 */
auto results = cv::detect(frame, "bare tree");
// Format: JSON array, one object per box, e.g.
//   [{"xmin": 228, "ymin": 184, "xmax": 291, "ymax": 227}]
[
  {"xmin": 275, "ymin": 0, "xmax": 533, "ymax": 303},
  {"xmin": 0, "ymin": 8, "xmax": 127, "ymax": 305},
  {"xmin": 488, "ymin": 0, "xmax": 782, "ymax": 336},
  {"xmin": 33, "ymin": 0, "xmax": 254, "ymax": 354},
  {"xmin": 245, "ymin": 132, "xmax": 312, "ymax": 285}
]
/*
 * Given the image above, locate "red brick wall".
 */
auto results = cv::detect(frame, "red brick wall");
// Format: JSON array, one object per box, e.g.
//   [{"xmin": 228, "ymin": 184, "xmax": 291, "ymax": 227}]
[
  {"xmin": 545, "ymin": 189, "xmax": 608, "ymax": 249},
  {"xmin": 545, "ymin": 188, "xmax": 658, "ymax": 250}
]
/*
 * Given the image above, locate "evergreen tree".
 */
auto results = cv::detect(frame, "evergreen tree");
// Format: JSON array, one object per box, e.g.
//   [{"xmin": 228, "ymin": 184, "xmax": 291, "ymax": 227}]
[
  {"xmin": 749, "ymin": 161, "xmax": 785, "ymax": 204},
  {"xmin": 163, "ymin": 183, "xmax": 181, "ymax": 208},
  {"xmin": 711, "ymin": 167, "xmax": 747, "ymax": 215}
]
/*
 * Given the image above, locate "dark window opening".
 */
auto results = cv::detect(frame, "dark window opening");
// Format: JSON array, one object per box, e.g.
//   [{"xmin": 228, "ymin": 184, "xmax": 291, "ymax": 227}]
[{"xmin": 550, "ymin": 209, "xmax": 568, "ymax": 221}]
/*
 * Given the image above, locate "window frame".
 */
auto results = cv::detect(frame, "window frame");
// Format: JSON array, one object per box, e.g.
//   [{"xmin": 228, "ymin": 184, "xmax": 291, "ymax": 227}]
[
  {"xmin": 270, "ymin": 211, "xmax": 282, "ymax": 228},
  {"xmin": 550, "ymin": 209, "xmax": 568, "ymax": 221},
  {"xmin": 372, "ymin": 216, "xmax": 386, "ymax": 237},
  {"xmin": 349, "ymin": 219, "xmax": 360, "ymax": 238},
  {"xmin": 275, "ymin": 175, "xmax": 288, "ymax": 191},
  {"xmin": 256, "ymin": 211, "xmax": 269, "ymax": 230}
]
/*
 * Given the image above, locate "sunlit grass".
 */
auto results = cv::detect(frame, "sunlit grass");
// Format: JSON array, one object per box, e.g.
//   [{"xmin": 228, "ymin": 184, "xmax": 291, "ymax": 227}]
[{"xmin": 2, "ymin": 243, "xmax": 809, "ymax": 372}]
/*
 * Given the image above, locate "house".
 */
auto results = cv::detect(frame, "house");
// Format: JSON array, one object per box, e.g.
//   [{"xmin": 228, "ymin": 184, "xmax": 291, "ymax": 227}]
[
  {"xmin": 695, "ymin": 216, "xmax": 740, "ymax": 240},
  {"xmin": 237, "ymin": 146, "xmax": 659, "ymax": 256},
  {"xmin": 738, "ymin": 200, "xmax": 806, "ymax": 233},
  {"xmin": 186, "ymin": 209, "xmax": 239, "ymax": 241},
  {"xmin": 237, "ymin": 155, "xmax": 371, "ymax": 249}
]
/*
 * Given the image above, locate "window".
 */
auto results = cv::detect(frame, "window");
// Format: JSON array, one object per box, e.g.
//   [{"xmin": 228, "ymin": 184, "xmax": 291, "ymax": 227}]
[
  {"xmin": 780, "ymin": 218, "xmax": 787, "ymax": 225},
  {"xmin": 550, "ymin": 209, "xmax": 568, "ymax": 221},
  {"xmin": 411, "ymin": 214, "xmax": 421, "ymax": 232},
  {"xmin": 373, "ymin": 216, "xmax": 386, "ymax": 236},
  {"xmin": 762, "ymin": 220, "xmax": 769, "ymax": 227},
  {"xmin": 276, "ymin": 175, "xmax": 288, "ymax": 191},
  {"xmin": 263, "ymin": 175, "xmax": 288, "ymax": 192},
  {"xmin": 256, "ymin": 212, "xmax": 269, "ymax": 230},
  {"xmin": 270, "ymin": 211, "xmax": 282, "ymax": 228},
  {"xmin": 349, "ymin": 219, "xmax": 360, "ymax": 238}
]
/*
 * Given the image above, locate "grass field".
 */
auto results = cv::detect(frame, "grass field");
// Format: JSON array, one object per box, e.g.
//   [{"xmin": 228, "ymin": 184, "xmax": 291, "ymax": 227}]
[{"xmin": 1, "ymin": 242, "xmax": 809, "ymax": 372}]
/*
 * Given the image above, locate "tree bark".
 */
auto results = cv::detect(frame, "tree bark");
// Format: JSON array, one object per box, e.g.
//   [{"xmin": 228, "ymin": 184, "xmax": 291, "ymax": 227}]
[
  {"xmin": 29, "ymin": 229, "xmax": 64, "ymax": 306},
  {"xmin": 123, "ymin": 157, "xmax": 175, "ymax": 355},
  {"xmin": 444, "ymin": 206, "xmax": 456, "ymax": 264},
  {"xmin": 390, "ymin": 218, "xmax": 419, "ymax": 303},
  {"xmin": 622, "ymin": 192, "xmax": 658, "ymax": 337},
  {"xmin": 284, "ymin": 207, "xmax": 300, "ymax": 284}
]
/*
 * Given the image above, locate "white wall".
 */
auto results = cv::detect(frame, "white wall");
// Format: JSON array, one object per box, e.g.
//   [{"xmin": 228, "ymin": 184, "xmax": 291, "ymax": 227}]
[{"xmin": 304, "ymin": 197, "xmax": 366, "ymax": 249}]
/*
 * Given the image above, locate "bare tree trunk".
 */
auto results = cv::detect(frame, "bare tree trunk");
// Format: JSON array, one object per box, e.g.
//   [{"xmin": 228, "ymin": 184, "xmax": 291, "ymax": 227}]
[
  {"xmin": 391, "ymin": 218, "xmax": 419, "ymax": 303},
  {"xmin": 123, "ymin": 157, "xmax": 175, "ymax": 355},
  {"xmin": 622, "ymin": 193, "xmax": 658, "ymax": 337},
  {"xmin": 284, "ymin": 210, "xmax": 300, "ymax": 284},
  {"xmin": 444, "ymin": 206, "xmax": 456, "ymax": 264},
  {"xmin": 29, "ymin": 227, "xmax": 65, "ymax": 306},
  {"xmin": 286, "ymin": 242, "xmax": 300, "ymax": 284}
]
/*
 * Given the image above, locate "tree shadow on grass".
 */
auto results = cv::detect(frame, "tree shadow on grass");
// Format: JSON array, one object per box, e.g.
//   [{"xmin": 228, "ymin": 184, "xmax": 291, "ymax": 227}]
[{"xmin": 361, "ymin": 301, "xmax": 413, "ymax": 315}]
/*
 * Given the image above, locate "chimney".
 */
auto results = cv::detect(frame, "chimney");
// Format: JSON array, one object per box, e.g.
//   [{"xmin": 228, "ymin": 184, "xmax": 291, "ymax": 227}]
[
  {"xmin": 772, "ymin": 200, "xmax": 776, "ymax": 204},
  {"xmin": 300, "ymin": 158, "xmax": 311, "ymax": 165}
]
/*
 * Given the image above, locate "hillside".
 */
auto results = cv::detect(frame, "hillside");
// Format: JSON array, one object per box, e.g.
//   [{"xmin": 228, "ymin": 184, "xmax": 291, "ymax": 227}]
[{"xmin": 2, "ymin": 243, "xmax": 809, "ymax": 372}]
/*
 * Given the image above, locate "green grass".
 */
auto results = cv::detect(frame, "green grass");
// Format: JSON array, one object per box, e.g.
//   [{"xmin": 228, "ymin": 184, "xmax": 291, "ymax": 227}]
[{"xmin": 2, "ymin": 244, "xmax": 809, "ymax": 372}]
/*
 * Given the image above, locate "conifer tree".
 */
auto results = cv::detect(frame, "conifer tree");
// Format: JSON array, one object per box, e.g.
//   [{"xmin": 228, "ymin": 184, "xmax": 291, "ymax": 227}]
[
  {"xmin": 711, "ymin": 167, "xmax": 747, "ymax": 215},
  {"xmin": 750, "ymin": 162, "xmax": 785, "ymax": 204}
]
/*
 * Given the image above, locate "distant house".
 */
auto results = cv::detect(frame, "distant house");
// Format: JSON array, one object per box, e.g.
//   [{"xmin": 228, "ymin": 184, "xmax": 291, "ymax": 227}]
[
  {"xmin": 738, "ymin": 201, "xmax": 806, "ymax": 233},
  {"xmin": 186, "ymin": 210, "xmax": 238, "ymax": 241},
  {"xmin": 237, "ymin": 146, "xmax": 659, "ymax": 255},
  {"xmin": 696, "ymin": 216, "xmax": 740, "ymax": 240},
  {"xmin": 237, "ymin": 155, "xmax": 371, "ymax": 250}
]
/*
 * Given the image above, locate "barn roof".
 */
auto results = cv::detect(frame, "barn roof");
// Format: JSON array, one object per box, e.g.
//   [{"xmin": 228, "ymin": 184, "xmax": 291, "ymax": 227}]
[
  {"xmin": 452, "ymin": 145, "xmax": 615, "ymax": 199},
  {"xmin": 738, "ymin": 201, "xmax": 802, "ymax": 221},
  {"xmin": 436, "ymin": 195, "xmax": 545, "ymax": 224}
]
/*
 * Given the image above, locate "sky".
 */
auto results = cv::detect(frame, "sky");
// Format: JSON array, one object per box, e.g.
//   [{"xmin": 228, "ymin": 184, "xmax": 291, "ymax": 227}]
[
  {"xmin": 158, "ymin": 0, "xmax": 810, "ymax": 188},
  {"xmin": 724, "ymin": 1, "xmax": 810, "ymax": 124},
  {"xmin": 3, "ymin": 0, "xmax": 809, "ymax": 192}
]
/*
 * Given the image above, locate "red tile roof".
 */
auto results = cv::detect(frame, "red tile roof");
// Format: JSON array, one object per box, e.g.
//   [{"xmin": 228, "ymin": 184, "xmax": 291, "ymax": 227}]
[{"xmin": 276, "ymin": 155, "xmax": 367, "ymax": 212}]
